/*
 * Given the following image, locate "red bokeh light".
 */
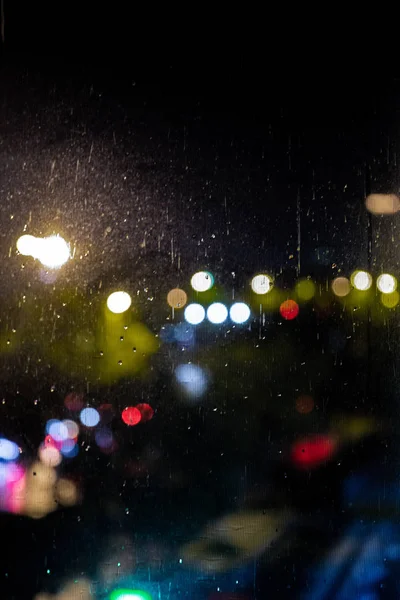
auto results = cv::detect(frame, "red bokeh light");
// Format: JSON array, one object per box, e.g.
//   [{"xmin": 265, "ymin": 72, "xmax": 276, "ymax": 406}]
[
  {"xmin": 291, "ymin": 434, "xmax": 337, "ymax": 469},
  {"xmin": 280, "ymin": 299, "xmax": 299, "ymax": 320},
  {"xmin": 44, "ymin": 434, "xmax": 62, "ymax": 450},
  {"xmin": 64, "ymin": 392, "xmax": 84, "ymax": 412},
  {"xmin": 295, "ymin": 395, "xmax": 314, "ymax": 414},
  {"xmin": 135, "ymin": 403, "xmax": 154, "ymax": 422},
  {"xmin": 121, "ymin": 406, "xmax": 142, "ymax": 426}
]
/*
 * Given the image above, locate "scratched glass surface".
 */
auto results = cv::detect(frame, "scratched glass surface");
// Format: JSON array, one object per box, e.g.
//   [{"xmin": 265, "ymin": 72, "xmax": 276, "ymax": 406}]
[{"xmin": 1, "ymin": 8, "xmax": 400, "ymax": 600}]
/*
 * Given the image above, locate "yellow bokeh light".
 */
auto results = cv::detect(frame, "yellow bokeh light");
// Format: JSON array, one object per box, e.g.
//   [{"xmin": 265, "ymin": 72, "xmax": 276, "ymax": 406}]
[
  {"xmin": 251, "ymin": 274, "xmax": 273, "ymax": 294},
  {"xmin": 365, "ymin": 193, "xmax": 400, "ymax": 215},
  {"xmin": 106, "ymin": 291, "xmax": 132, "ymax": 314},
  {"xmin": 295, "ymin": 279, "xmax": 315, "ymax": 301},
  {"xmin": 381, "ymin": 291, "xmax": 399, "ymax": 308},
  {"xmin": 351, "ymin": 270, "xmax": 372, "ymax": 291},
  {"xmin": 377, "ymin": 273, "xmax": 397, "ymax": 294},
  {"xmin": 191, "ymin": 271, "xmax": 214, "ymax": 292},
  {"xmin": 332, "ymin": 277, "xmax": 351, "ymax": 297},
  {"xmin": 55, "ymin": 478, "xmax": 78, "ymax": 507},
  {"xmin": 167, "ymin": 288, "xmax": 188, "ymax": 309}
]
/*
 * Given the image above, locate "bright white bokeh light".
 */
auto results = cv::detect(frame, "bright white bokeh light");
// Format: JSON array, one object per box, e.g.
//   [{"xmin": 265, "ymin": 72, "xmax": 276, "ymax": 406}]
[
  {"xmin": 190, "ymin": 271, "xmax": 214, "ymax": 292},
  {"xmin": 184, "ymin": 303, "xmax": 205, "ymax": 325},
  {"xmin": 80, "ymin": 407, "xmax": 100, "ymax": 427},
  {"xmin": 251, "ymin": 274, "xmax": 272, "ymax": 294},
  {"xmin": 107, "ymin": 291, "xmax": 132, "ymax": 314},
  {"xmin": 230, "ymin": 302, "xmax": 251, "ymax": 324},
  {"xmin": 0, "ymin": 438, "xmax": 20, "ymax": 461},
  {"xmin": 37, "ymin": 235, "xmax": 70, "ymax": 268},
  {"xmin": 16, "ymin": 235, "xmax": 39, "ymax": 256},
  {"xmin": 17, "ymin": 234, "xmax": 70, "ymax": 268},
  {"xmin": 48, "ymin": 420, "xmax": 69, "ymax": 442},
  {"xmin": 175, "ymin": 363, "xmax": 208, "ymax": 399},
  {"xmin": 352, "ymin": 271, "xmax": 372, "ymax": 291},
  {"xmin": 377, "ymin": 274, "xmax": 397, "ymax": 294},
  {"xmin": 207, "ymin": 302, "xmax": 228, "ymax": 324}
]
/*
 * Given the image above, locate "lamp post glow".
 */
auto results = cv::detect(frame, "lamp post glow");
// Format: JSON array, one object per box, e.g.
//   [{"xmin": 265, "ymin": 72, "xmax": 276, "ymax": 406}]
[
  {"xmin": 17, "ymin": 234, "xmax": 70, "ymax": 268},
  {"xmin": 107, "ymin": 291, "xmax": 132, "ymax": 314}
]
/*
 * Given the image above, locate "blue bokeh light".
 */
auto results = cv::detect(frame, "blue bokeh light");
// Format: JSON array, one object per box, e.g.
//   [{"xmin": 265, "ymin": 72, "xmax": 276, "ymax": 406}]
[
  {"xmin": 80, "ymin": 407, "xmax": 100, "ymax": 427},
  {"xmin": 175, "ymin": 363, "xmax": 208, "ymax": 399},
  {"xmin": 0, "ymin": 438, "xmax": 20, "ymax": 461}
]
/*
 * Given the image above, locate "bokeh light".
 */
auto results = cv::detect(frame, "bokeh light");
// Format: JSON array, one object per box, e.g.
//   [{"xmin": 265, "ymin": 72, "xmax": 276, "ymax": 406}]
[
  {"xmin": 17, "ymin": 234, "xmax": 70, "ymax": 268},
  {"xmin": 175, "ymin": 363, "xmax": 208, "ymax": 399},
  {"xmin": 95, "ymin": 427, "xmax": 114, "ymax": 449},
  {"xmin": 64, "ymin": 392, "xmax": 84, "ymax": 411},
  {"xmin": 107, "ymin": 291, "xmax": 132, "ymax": 314},
  {"xmin": 55, "ymin": 478, "xmax": 78, "ymax": 507},
  {"xmin": 331, "ymin": 277, "xmax": 351, "ymax": 297},
  {"xmin": 207, "ymin": 302, "xmax": 228, "ymax": 324},
  {"xmin": 291, "ymin": 435, "xmax": 337, "ymax": 469},
  {"xmin": 80, "ymin": 407, "xmax": 100, "ymax": 428},
  {"xmin": 135, "ymin": 403, "xmax": 154, "ymax": 422},
  {"xmin": 167, "ymin": 288, "xmax": 187, "ymax": 309},
  {"xmin": 173, "ymin": 323, "xmax": 195, "ymax": 345},
  {"xmin": 190, "ymin": 271, "xmax": 214, "ymax": 292},
  {"xmin": 110, "ymin": 590, "xmax": 153, "ymax": 600},
  {"xmin": 295, "ymin": 279, "xmax": 315, "ymax": 301},
  {"xmin": 48, "ymin": 420, "xmax": 69, "ymax": 442},
  {"xmin": 295, "ymin": 395, "xmax": 314, "ymax": 414},
  {"xmin": 351, "ymin": 270, "xmax": 372, "ymax": 291},
  {"xmin": 381, "ymin": 290, "xmax": 400, "ymax": 308},
  {"xmin": 279, "ymin": 299, "xmax": 299, "ymax": 320},
  {"xmin": 184, "ymin": 303, "xmax": 205, "ymax": 325},
  {"xmin": 62, "ymin": 419, "xmax": 79, "ymax": 439},
  {"xmin": 377, "ymin": 273, "xmax": 397, "ymax": 294},
  {"xmin": 365, "ymin": 193, "xmax": 400, "ymax": 215},
  {"xmin": 28, "ymin": 461, "xmax": 57, "ymax": 488},
  {"xmin": 230, "ymin": 302, "xmax": 251, "ymax": 324},
  {"xmin": 60, "ymin": 439, "xmax": 79, "ymax": 458},
  {"xmin": 121, "ymin": 407, "xmax": 142, "ymax": 426},
  {"xmin": 38, "ymin": 444, "xmax": 62, "ymax": 467},
  {"xmin": 251, "ymin": 274, "xmax": 273, "ymax": 294},
  {"xmin": 0, "ymin": 438, "xmax": 20, "ymax": 461},
  {"xmin": 36, "ymin": 235, "xmax": 70, "ymax": 268},
  {"xmin": 16, "ymin": 234, "xmax": 39, "ymax": 256}
]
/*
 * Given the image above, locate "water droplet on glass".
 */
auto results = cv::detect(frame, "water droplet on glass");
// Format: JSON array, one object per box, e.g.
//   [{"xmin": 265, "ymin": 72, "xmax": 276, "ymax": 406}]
[
  {"xmin": 118, "ymin": 360, "xmax": 122, "ymax": 365},
  {"xmin": 125, "ymin": 508, "xmax": 129, "ymax": 515},
  {"xmin": 123, "ymin": 325, "xmax": 128, "ymax": 330},
  {"xmin": 6, "ymin": 340, "xmax": 10, "ymax": 345},
  {"xmin": 50, "ymin": 385, "xmax": 55, "ymax": 392},
  {"xmin": 99, "ymin": 351, "xmax": 104, "ymax": 356},
  {"xmin": 120, "ymin": 336, "xmax": 124, "ymax": 341},
  {"xmin": 132, "ymin": 347, "xmax": 137, "ymax": 353},
  {"xmin": 12, "ymin": 329, "xmax": 16, "ymax": 333}
]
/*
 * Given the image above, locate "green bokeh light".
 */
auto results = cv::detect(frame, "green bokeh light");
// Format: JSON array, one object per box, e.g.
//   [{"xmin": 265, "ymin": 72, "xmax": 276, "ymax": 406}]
[{"xmin": 110, "ymin": 589, "xmax": 152, "ymax": 600}]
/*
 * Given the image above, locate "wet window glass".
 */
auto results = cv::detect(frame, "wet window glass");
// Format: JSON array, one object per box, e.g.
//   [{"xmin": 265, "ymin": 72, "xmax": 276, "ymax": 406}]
[{"xmin": 1, "ymin": 7, "xmax": 399, "ymax": 600}]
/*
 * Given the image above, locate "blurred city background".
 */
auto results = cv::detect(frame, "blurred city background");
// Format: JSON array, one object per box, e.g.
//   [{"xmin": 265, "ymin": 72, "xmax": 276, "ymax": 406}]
[{"xmin": 0, "ymin": 4, "xmax": 400, "ymax": 599}]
